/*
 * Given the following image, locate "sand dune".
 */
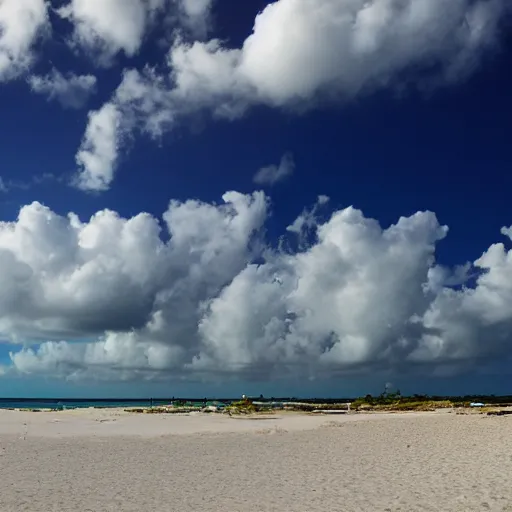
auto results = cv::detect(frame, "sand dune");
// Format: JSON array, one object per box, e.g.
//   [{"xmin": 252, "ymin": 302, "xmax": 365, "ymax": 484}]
[{"xmin": 1, "ymin": 409, "xmax": 511, "ymax": 511}]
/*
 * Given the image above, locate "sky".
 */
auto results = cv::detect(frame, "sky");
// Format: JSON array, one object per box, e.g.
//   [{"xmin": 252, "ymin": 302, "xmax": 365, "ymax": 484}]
[{"xmin": 0, "ymin": 0, "xmax": 512, "ymax": 398}]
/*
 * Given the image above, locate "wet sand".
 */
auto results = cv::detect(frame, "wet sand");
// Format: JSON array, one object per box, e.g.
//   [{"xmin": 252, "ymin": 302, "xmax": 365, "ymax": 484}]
[{"xmin": 1, "ymin": 409, "xmax": 511, "ymax": 511}]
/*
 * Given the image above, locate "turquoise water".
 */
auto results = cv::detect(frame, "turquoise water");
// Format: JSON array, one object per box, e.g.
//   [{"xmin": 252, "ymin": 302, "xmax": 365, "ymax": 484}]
[{"xmin": 0, "ymin": 399, "xmax": 171, "ymax": 410}]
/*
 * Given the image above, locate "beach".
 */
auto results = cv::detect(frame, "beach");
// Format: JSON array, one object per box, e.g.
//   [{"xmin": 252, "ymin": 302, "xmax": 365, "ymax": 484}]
[{"xmin": 1, "ymin": 409, "xmax": 512, "ymax": 511}]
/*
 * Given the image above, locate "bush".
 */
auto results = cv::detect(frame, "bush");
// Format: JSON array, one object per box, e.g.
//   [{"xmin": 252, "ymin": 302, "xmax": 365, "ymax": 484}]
[
  {"xmin": 351, "ymin": 395, "xmax": 455, "ymax": 412},
  {"xmin": 228, "ymin": 398, "xmax": 256, "ymax": 414}
]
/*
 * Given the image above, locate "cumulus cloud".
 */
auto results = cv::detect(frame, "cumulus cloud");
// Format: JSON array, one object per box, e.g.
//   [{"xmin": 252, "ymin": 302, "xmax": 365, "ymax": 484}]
[
  {"xmin": 74, "ymin": 103, "xmax": 122, "ymax": 192},
  {"xmin": 57, "ymin": 0, "xmax": 214, "ymax": 64},
  {"xmin": 2, "ymin": 191, "xmax": 512, "ymax": 382},
  {"xmin": 74, "ymin": 0, "xmax": 511, "ymax": 190},
  {"xmin": 57, "ymin": 0, "xmax": 167, "ymax": 64},
  {"xmin": 253, "ymin": 152, "xmax": 295, "ymax": 186},
  {"xmin": 28, "ymin": 69, "xmax": 97, "ymax": 109},
  {"xmin": 415, "ymin": 232, "xmax": 512, "ymax": 365},
  {"xmin": 2, "ymin": 191, "xmax": 267, "ymax": 379},
  {"xmin": 177, "ymin": 0, "xmax": 214, "ymax": 38},
  {"xmin": 0, "ymin": 0, "xmax": 49, "ymax": 81},
  {"xmin": 74, "ymin": 68, "xmax": 177, "ymax": 190}
]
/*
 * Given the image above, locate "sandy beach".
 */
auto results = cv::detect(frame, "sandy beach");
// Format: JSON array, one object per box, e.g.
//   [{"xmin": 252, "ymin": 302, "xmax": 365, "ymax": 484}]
[{"xmin": 1, "ymin": 409, "xmax": 511, "ymax": 511}]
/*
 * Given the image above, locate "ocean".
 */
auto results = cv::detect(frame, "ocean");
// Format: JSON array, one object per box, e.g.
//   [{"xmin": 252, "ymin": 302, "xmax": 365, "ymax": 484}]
[
  {"xmin": 0, "ymin": 399, "xmax": 172, "ymax": 410},
  {"xmin": 0, "ymin": 397, "xmax": 351, "ymax": 410}
]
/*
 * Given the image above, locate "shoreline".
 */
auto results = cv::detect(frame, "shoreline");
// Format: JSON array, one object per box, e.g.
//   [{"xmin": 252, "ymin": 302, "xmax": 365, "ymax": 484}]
[
  {"xmin": 0, "ymin": 407, "xmax": 440, "ymax": 438},
  {"xmin": 0, "ymin": 406, "xmax": 497, "ymax": 439}
]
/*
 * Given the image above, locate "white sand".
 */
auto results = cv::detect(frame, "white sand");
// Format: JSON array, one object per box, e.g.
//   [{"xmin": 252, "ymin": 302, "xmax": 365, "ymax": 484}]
[{"xmin": 1, "ymin": 408, "xmax": 511, "ymax": 511}]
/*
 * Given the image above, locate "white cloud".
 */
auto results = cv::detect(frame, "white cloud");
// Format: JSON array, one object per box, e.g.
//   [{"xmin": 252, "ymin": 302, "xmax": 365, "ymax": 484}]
[
  {"xmin": 3, "ymin": 191, "xmax": 512, "ymax": 382},
  {"xmin": 57, "ymin": 0, "xmax": 214, "ymax": 64},
  {"xmin": 195, "ymin": 208, "xmax": 448, "ymax": 375},
  {"xmin": 57, "ymin": 0, "xmax": 167, "ymax": 64},
  {"xmin": 500, "ymin": 226, "xmax": 512, "ymax": 240},
  {"xmin": 171, "ymin": 0, "xmax": 510, "ymax": 107},
  {"xmin": 177, "ymin": 0, "xmax": 214, "ymax": 38},
  {"xmin": 75, "ymin": 0, "xmax": 511, "ymax": 191},
  {"xmin": 235, "ymin": 0, "xmax": 507, "ymax": 105},
  {"xmin": 75, "ymin": 103, "xmax": 122, "ymax": 192},
  {"xmin": 0, "ymin": 173, "xmax": 59, "ymax": 193},
  {"xmin": 28, "ymin": 69, "xmax": 97, "ymax": 109},
  {"xmin": 0, "ymin": 0, "xmax": 49, "ymax": 81},
  {"xmin": 2, "ymin": 191, "xmax": 267, "ymax": 379},
  {"xmin": 253, "ymin": 152, "xmax": 295, "ymax": 186}
]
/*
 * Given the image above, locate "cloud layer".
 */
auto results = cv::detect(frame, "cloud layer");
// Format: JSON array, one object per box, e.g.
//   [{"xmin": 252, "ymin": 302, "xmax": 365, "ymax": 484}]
[
  {"xmin": 1, "ymin": 0, "xmax": 511, "ymax": 384},
  {"xmin": 2, "ymin": 193, "xmax": 512, "ymax": 382},
  {"xmin": 74, "ymin": 0, "xmax": 511, "ymax": 190}
]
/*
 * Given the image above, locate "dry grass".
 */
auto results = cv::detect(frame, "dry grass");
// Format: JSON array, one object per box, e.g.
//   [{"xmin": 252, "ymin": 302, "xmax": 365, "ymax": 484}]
[{"xmin": 352, "ymin": 400, "xmax": 454, "ymax": 412}]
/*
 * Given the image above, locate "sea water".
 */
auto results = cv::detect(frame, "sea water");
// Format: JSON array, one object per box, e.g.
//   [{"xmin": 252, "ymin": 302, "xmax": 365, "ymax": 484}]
[{"xmin": 0, "ymin": 399, "xmax": 170, "ymax": 410}]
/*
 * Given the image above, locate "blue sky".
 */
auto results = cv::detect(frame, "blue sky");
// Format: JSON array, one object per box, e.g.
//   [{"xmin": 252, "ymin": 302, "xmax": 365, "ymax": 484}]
[{"xmin": 1, "ymin": 0, "xmax": 512, "ymax": 398}]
